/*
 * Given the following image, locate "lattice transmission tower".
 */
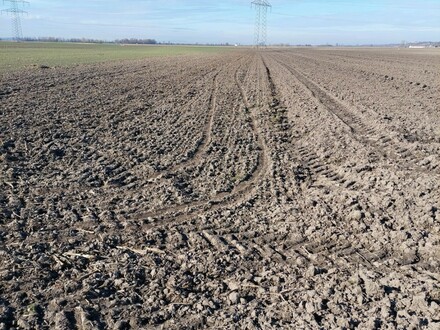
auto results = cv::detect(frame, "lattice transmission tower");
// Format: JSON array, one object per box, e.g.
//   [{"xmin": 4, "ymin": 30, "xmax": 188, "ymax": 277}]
[
  {"xmin": 1, "ymin": 0, "xmax": 29, "ymax": 41},
  {"xmin": 251, "ymin": 0, "xmax": 271, "ymax": 48}
]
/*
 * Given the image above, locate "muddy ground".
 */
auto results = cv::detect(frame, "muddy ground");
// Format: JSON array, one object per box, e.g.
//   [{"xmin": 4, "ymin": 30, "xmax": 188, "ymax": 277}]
[{"xmin": 1, "ymin": 48, "xmax": 440, "ymax": 329}]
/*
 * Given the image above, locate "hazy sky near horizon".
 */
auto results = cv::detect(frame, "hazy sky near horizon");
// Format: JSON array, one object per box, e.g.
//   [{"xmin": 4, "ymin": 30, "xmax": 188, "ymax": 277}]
[{"xmin": 1, "ymin": 0, "xmax": 439, "ymax": 44}]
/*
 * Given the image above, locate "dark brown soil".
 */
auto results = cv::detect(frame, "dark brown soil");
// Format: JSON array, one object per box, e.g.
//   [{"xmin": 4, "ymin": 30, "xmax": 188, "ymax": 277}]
[{"xmin": 1, "ymin": 48, "xmax": 440, "ymax": 329}]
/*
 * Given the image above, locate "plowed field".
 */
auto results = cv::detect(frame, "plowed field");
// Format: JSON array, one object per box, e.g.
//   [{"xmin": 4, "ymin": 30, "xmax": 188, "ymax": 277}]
[{"xmin": 1, "ymin": 48, "xmax": 440, "ymax": 329}]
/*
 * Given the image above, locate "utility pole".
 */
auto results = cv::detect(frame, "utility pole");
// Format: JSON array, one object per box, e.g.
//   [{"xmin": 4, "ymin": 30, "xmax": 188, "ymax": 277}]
[
  {"xmin": 2, "ymin": 0, "xmax": 29, "ymax": 42},
  {"xmin": 251, "ymin": 0, "xmax": 271, "ymax": 48}
]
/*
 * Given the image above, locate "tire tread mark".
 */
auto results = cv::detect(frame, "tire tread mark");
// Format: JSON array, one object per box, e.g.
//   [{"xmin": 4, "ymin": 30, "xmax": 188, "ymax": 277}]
[
  {"xmin": 274, "ymin": 56, "xmax": 439, "ymax": 176},
  {"xmin": 130, "ymin": 58, "xmax": 269, "ymax": 230},
  {"xmin": 143, "ymin": 70, "xmax": 222, "ymax": 182}
]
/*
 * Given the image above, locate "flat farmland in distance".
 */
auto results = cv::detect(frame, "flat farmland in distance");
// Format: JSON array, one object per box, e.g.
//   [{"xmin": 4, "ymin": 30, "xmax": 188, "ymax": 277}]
[
  {"xmin": 1, "ymin": 47, "xmax": 440, "ymax": 329},
  {"xmin": 0, "ymin": 42, "xmax": 233, "ymax": 73}
]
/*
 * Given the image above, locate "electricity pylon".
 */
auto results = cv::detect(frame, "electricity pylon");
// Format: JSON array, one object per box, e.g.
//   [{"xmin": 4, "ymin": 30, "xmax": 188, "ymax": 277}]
[
  {"xmin": 251, "ymin": 0, "xmax": 271, "ymax": 48},
  {"xmin": 1, "ymin": 0, "xmax": 29, "ymax": 41}
]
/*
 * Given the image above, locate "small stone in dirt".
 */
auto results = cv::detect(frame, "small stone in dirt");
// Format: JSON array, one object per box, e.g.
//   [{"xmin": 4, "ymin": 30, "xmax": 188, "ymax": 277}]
[
  {"xmin": 305, "ymin": 302, "xmax": 315, "ymax": 313},
  {"xmin": 227, "ymin": 281, "xmax": 240, "ymax": 291},
  {"xmin": 296, "ymin": 257, "xmax": 306, "ymax": 266},
  {"xmin": 349, "ymin": 210, "xmax": 364, "ymax": 221},
  {"xmin": 40, "ymin": 65, "xmax": 51, "ymax": 69},
  {"xmin": 229, "ymin": 292, "xmax": 239, "ymax": 304},
  {"xmin": 306, "ymin": 266, "xmax": 318, "ymax": 277}
]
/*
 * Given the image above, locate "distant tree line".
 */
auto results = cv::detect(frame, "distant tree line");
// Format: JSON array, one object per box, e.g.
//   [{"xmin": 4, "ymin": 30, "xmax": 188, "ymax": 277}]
[
  {"xmin": 0, "ymin": 37, "xmax": 236, "ymax": 46},
  {"xmin": 115, "ymin": 38, "xmax": 157, "ymax": 45},
  {"xmin": 0, "ymin": 37, "xmax": 158, "ymax": 45},
  {"xmin": 160, "ymin": 42, "xmax": 236, "ymax": 46},
  {"xmin": 19, "ymin": 37, "xmax": 109, "ymax": 43}
]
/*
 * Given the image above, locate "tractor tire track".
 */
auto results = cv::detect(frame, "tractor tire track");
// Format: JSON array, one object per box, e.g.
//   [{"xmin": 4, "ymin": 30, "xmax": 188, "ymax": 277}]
[
  {"xmin": 273, "ymin": 56, "xmax": 439, "ymax": 177},
  {"xmin": 261, "ymin": 55, "xmax": 360, "ymax": 191},
  {"xmin": 256, "ymin": 55, "xmax": 428, "ymax": 272},
  {"xmin": 141, "ymin": 69, "xmax": 221, "ymax": 182},
  {"xmin": 119, "ymin": 56, "xmax": 248, "ymax": 186},
  {"xmin": 130, "ymin": 58, "xmax": 270, "ymax": 230}
]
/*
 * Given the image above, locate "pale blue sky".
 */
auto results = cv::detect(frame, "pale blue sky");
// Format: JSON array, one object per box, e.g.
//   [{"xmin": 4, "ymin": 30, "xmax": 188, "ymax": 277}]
[{"xmin": 1, "ymin": 0, "xmax": 439, "ymax": 44}]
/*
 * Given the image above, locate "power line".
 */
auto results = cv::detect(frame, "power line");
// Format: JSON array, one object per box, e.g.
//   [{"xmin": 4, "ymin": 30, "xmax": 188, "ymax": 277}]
[
  {"xmin": 1, "ymin": 0, "xmax": 29, "ymax": 41},
  {"xmin": 251, "ymin": 0, "xmax": 271, "ymax": 48}
]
